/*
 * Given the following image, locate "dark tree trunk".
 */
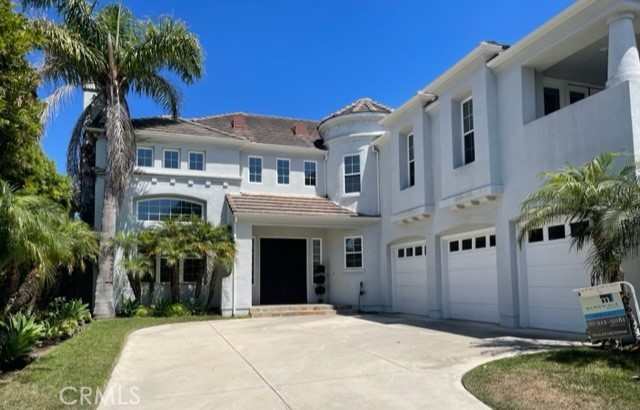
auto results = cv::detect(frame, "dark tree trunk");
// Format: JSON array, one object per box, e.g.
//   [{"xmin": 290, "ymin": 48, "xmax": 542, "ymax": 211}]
[
  {"xmin": 194, "ymin": 257, "xmax": 206, "ymax": 300},
  {"xmin": 0, "ymin": 267, "xmax": 21, "ymax": 315},
  {"xmin": 206, "ymin": 267, "xmax": 219, "ymax": 309},
  {"xmin": 9, "ymin": 268, "xmax": 41, "ymax": 316},
  {"xmin": 126, "ymin": 273, "xmax": 141, "ymax": 302},
  {"xmin": 170, "ymin": 266, "xmax": 180, "ymax": 303}
]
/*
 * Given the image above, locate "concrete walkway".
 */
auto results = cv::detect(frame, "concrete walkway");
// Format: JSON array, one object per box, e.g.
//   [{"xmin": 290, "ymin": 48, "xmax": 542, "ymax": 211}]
[{"xmin": 98, "ymin": 314, "xmax": 582, "ymax": 410}]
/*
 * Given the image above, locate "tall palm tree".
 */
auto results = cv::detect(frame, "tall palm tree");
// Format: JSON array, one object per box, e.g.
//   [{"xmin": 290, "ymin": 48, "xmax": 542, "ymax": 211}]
[
  {"xmin": 205, "ymin": 227, "xmax": 236, "ymax": 309},
  {"xmin": 515, "ymin": 152, "xmax": 637, "ymax": 285},
  {"xmin": 114, "ymin": 231, "xmax": 150, "ymax": 302},
  {"xmin": 24, "ymin": 0, "xmax": 204, "ymax": 316}
]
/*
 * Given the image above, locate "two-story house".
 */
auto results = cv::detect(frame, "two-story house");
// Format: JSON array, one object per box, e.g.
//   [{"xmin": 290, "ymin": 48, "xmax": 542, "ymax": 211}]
[{"xmin": 92, "ymin": 0, "xmax": 640, "ymax": 333}]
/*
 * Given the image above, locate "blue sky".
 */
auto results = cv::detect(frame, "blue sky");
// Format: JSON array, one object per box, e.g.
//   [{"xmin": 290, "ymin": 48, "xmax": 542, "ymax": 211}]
[{"xmin": 38, "ymin": 0, "xmax": 575, "ymax": 173}]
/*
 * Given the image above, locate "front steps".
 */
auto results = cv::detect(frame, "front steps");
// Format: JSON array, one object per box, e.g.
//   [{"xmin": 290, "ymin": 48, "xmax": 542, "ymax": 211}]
[{"xmin": 249, "ymin": 304, "xmax": 353, "ymax": 318}]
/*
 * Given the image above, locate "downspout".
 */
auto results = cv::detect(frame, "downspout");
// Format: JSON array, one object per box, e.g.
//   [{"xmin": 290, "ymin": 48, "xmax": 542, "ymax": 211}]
[
  {"xmin": 323, "ymin": 152, "xmax": 329, "ymax": 197},
  {"xmin": 371, "ymin": 144, "xmax": 380, "ymax": 216},
  {"xmin": 233, "ymin": 215, "xmax": 238, "ymax": 316}
]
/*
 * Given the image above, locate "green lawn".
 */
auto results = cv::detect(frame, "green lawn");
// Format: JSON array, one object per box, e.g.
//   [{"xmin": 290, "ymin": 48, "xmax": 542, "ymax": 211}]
[
  {"xmin": 463, "ymin": 347, "xmax": 640, "ymax": 410},
  {"xmin": 0, "ymin": 315, "xmax": 224, "ymax": 410}
]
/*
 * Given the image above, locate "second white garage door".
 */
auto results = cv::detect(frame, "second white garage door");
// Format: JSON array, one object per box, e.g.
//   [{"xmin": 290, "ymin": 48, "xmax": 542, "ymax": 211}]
[
  {"xmin": 394, "ymin": 242, "xmax": 428, "ymax": 315},
  {"xmin": 446, "ymin": 231, "xmax": 499, "ymax": 323}
]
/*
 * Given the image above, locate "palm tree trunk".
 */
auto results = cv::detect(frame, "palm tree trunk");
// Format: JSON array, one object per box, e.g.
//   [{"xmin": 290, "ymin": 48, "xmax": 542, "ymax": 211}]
[
  {"xmin": 8, "ymin": 268, "xmax": 41, "ymax": 316},
  {"xmin": 194, "ymin": 258, "xmax": 206, "ymax": 300},
  {"xmin": 94, "ymin": 192, "xmax": 116, "ymax": 317},
  {"xmin": 206, "ymin": 267, "xmax": 219, "ymax": 309},
  {"xmin": 147, "ymin": 279, "xmax": 155, "ymax": 305},
  {"xmin": 126, "ymin": 273, "xmax": 141, "ymax": 302},
  {"xmin": 0, "ymin": 267, "xmax": 21, "ymax": 315},
  {"xmin": 170, "ymin": 266, "xmax": 180, "ymax": 303}
]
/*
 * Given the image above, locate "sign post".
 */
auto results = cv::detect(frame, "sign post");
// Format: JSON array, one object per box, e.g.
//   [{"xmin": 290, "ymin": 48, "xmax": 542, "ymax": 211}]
[{"xmin": 577, "ymin": 282, "xmax": 632, "ymax": 341}]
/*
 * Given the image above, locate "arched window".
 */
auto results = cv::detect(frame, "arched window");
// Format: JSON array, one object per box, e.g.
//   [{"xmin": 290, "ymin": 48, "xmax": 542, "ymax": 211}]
[{"xmin": 137, "ymin": 198, "xmax": 203, "ymax": 221}]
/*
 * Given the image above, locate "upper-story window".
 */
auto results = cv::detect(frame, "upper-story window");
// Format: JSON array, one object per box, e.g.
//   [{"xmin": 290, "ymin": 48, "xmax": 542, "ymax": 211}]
[
  {"xmin": 304, "ymin": 161, "xmax": 316, "ymax": 186},
  {"xmin": 137, "ymin": 147, "xmax": 153, "ymax": 167},
  {"xmin": 407, "ymin": 133, "xmax": 415, "ymax": 187},
  {"xmin": 248, "ymin": 156, "xmax": 262, "ymax": 183},
  {"xmin": 344, "ymin": 154, "xmax": 361, "ymax": 194},
  {"xmin": 137, "ymin": 198, "xmax": 203, "ymax": 221},
  {"xmin": 462, "ymin": 98, "xmax": 475, "ymax": 165},
  {"xmin": 163, "ymin": 149, "xmax": 180, "ymax": 169},
  {"xmin": 277, "ymin": 159, "xmax": 290, "ymax": 185},
  {"xmin": 543, "ymin": 79, "xmax": 602, "ymax": 116},
  {"xmin": 189, "ymin": 151, "xmax": 205, "ymax": 171}
]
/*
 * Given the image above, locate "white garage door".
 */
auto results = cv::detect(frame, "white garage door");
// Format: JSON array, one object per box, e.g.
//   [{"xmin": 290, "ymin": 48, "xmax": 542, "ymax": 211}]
[
  {"xmin": 525, "ymin": 223, "xmax": 590, "ymax": 333},
  {"xmin": 446, "ymin": 231, "xmax": 499, "ymax": 323},
  {"xmin": 393, "ymin": 242, "xmax": 428, "ymax": 315}
]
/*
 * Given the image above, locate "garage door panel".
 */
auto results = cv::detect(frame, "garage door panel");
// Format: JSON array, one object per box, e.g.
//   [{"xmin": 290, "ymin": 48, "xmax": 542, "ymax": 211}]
[
  {"xmin": 394, "ymin": 242, "xmax": 428, "ymax": 316},
  {"xmin": 529, "ymin": 307, "xmax": 585, "ymax": 333},
  {"xmin": 449, "ymin": 285, "xmax": 497, "ymax": 304},
  {"xmin": 397, "ymin": 284, "xmax": 427, "ymax": 301},
  {"xmin": 450, "ymin": 303, "xmax": 498, "ymax": 323},
  {"xmin": 398, "ymin": 299, "xmax": 428, "ymax": 316},
  {"xmin": 527, "ymin": 266, "xmax": 589, "ymax": 287},
  {"xmin": 528, "ymin": 286, "xmax": 583, "ymax": 309},
  {"xmin": 397, "ymin": 273, "xmax": 427, "ymax": 287},
  {"xmin": 448, "ymin": 269, "xmax": 498, "ymax": 288}
]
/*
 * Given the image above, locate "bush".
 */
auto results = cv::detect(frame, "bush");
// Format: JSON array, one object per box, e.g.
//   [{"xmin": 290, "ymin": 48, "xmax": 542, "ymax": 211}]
[
  {"xmin": 313, "ymin": 275, "xmax": 325, "ymax": 284},
  {"xmin": 40, "ymin": 297, "xmax": 91, "ymax": 341},
  {"xmin": 183, "ymin": 299, "xmax": 204, "ymax": 315},
  {"xmin": 0, "ymin": 313, "xmax": 44, "ymax": 370},
  {"xmin": 118, "ymin": 299, "xmax": 141, "ymax": 317},
  {"xmin": 314, "ymin": 285, "xmax": 326, "ymax": 295},
  {"xmin": 134, "ymin": 306, "xmax": 151, "ymax": 317},
  {"xmin": 167, "ymin": 303, "xmax": 192, "ymax": 317},
  {"xmin": 151, "ymin": 299, "xmax": 171, "ymax": 317}
]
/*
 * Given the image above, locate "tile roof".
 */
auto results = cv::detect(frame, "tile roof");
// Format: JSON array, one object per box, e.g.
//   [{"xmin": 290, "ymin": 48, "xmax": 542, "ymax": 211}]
[
  {"xmin": 320, "ymin": 98, "xmax": 393, "ymax": 124},
  {"xmin": 132, "ymin": 116, "xmax": 241, "ymax": 140},
  {"xmin": 225, "ymin": 193, "xmax": 357, "ymax": 217},
  {"xmin": 193, "ymin": 113, "xmax": 323, "ymax": 149}
]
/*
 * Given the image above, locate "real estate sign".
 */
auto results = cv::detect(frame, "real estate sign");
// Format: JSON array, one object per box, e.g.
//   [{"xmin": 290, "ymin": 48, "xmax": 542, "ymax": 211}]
[{"xmin": 577, "ymin": 282, "xmax": 631, "ymax": 340}]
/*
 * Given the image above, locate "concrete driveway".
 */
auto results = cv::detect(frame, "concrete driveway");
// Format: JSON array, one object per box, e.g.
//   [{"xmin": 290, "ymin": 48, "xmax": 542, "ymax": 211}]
[{"xmin": 98, "ymin": 314, "xmax": 581, "ymax": 410}]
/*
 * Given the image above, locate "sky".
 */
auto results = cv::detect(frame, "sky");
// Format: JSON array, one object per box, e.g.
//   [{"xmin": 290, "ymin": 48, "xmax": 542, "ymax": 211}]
[{"xmin": 37, "ymin": 0, "xmax": 576, "ymax": 174}]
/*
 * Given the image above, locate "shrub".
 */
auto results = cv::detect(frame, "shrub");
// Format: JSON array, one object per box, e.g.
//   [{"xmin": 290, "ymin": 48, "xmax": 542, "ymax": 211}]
[
  {"xmin": 0, "ymin": 313, "xmax": 44, "ymax": 370},
  {"xmin": 40, "ymin": 297, "xmax": 91, "ymax": 341},
  {"xmin": 183, "ymin": 299, "xmax": 204, "ymax": 315},
  {"xmin": 151, "ymin": 299, "xmax": 171, "ymax": 317},
  {"xmin": 133, "ymin": 306, "xmax": 151, "ymax": 317},
  {"xmin": 118, "ymin": 299, "xmax": 141, "ymax": 317},
  {"xmin": 167, "ymin": 303, "xmax": 192, "ymax": 317},
  {"xmin": 315, "ymin": 285, "xmax": 326, "ymax": 295}
]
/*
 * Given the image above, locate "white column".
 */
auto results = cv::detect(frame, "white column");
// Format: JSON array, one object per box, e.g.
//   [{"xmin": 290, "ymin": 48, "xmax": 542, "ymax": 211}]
[{"xmin": 607, "ymin": 12, "xmax": 640, "ymax": 88}]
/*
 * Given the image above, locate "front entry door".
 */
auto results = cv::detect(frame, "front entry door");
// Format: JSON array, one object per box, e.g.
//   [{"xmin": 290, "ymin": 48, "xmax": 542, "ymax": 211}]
[{"xmin": 260, "ymin": 239, "xmax": 307, "ymax": 304}]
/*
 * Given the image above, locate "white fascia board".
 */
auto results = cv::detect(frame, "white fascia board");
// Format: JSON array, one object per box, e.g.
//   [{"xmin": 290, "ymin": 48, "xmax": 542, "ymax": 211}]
[
  {"xmin": 234, "ymin": 213, "xmax": 380, "ymax": 228},
  {"xmin": 379, "ymin": 92, "xmax": 436, "ymax": 126},
  {"xmin": 244, "ymin": 142, "xmax": 326, "ymax": 157},
  {"xmin": 134, "ymin": 167, "xmax": 242, "ymax": 181},
  {"xmin": 372, "ymin": 131, "xmax": 391, "ymax": 147},
  {"xmin": 136, "ymin": 130, "xmax": 246, "ymax": 148},
  {"xmin": 487, "ymin": 0, "xmax": 625, "ymax": 73}
]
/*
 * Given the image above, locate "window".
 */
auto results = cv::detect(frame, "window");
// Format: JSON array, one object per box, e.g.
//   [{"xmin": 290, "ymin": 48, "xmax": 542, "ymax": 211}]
[
  {"xmin": 461, "ymin": 238, "xmax": 473, "ymax": 250},
  {"xmin": 183, "ymin": 258, "xmax": 202, "ymax": 282},
  {"xmin": 248, "ymin": 156, "xmax": 262, "ymax": 183},
  {"xmin": 304, "ymin": 161, "xmax": 317, "ymax": 186},
  {"xmin": 462, "ymin": 98, "xmax": 475, "ymax": 165},
  {"xmin": 137, "ymin": 147, "xmax": 153, "ymax": 167},
  {"xmin": 312, "ymin": 238, "xmax": 322, "ymax": 270},
  {"xmin": 543, "ymin": 87, "xmax": 561, "ymax": 115},
  {"xmin": 489, "ymin": 234, "xmax": 496, "ymax": 247},
  {"xmin": 449, "ymin": 241, "xmax": 459, "ymax": 252},
  {"xmin": 189, "ymin": 151, "xmax": 205, "ymax": 171},
  {"xmin": 548, "ymin": 225, "xmax": 566, "ymax": 240},
  {"xmin": 475, "ymin": 236, "xmax": 486, "ymax": 249},
  {"xmin": 345, "ymin": 236, "xmax": 363, "ymax": 269},
  {"xmin": 406, "ymin": 247, "xmax": 414, "ymax": 257},
  {"xmin": 163, "ymin": 149, "xmax": 179, "ymax": 169},
  {"xmin": 344, "ymin": 155, "xmax": 361, "ymax": 194},
  {"xmin": 414, "ymin": 245, "xmax": 423, "ymax": 256},
  {"xmin": 160, "ymin": 258, "xmax": 171, "ymax": 283},
  {"xmin": 528, "ymin": 228, "xmax": 544, "ymax": 243},
  {"xmin": 570, "ymin": 221, "xmax": 589, "ymax": 238},
  {"xmin": 277, "ymin": 159, "xmax": 290, "ymax": 185},
  {"xmin": 407, "ymin": 133, "xmax": 415, "ymax": 187},
  {"xmin": 137, "ymin": 198, "xmax": 203, "ymax": 221},
  {"xmin": 397, "ymin": 248, "xmax": 405, "ymax": 258}
]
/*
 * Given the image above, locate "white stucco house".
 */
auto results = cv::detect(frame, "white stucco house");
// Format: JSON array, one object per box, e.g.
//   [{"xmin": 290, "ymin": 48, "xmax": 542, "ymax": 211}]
[{"xmin": 92, "ymin": 0, "xmax": 640, "ymax": 333}]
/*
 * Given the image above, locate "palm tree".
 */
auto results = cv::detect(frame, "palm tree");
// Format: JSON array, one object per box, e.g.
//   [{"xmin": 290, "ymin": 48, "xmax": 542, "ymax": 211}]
[
  {"xmin": 24, "ymin": 0, "xmax": 204, "ymax": 316},
  {"xmin": 114, "ymin": 231, "xmax": 151, "ymax": 302},
  {"xmin": 205, "ymin": 227, "xmax": 236, "ymax": 310},
  {"xmin": 515, "ymin": 152, "xmax": 637, "ymax": 285}
]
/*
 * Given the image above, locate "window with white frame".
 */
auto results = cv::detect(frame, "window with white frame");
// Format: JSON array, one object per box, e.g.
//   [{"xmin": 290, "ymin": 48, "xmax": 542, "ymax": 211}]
[
  {"xmin": 344, "ymin": 155, "xmax": 361, "ymax": 194},
  {"xmin": 163, "ymin": 149, "xmax": 180, "ymax": 169},
  {"xmin": 462, "ymin": 98, "xmax": 474, "ymax": 165},
  {"xmin": 137, "ymin": 147, "xmax": 153, "ymax": 167},
  {"xmin": 312, "ymin": 238, "xmax": 322, "ymax": 269},
  {"xmin": 182, "ymin": 258, "xmax": 202, "ymax": 282},
  {"xmin": 304, "ymin": 161, "xmax": 316, "ymax": 186},
  {"xmin": 407, "ymin": 133, "xmax": 415, "ymax": 187},
  {"xmin": 159, "ymin": 258, "xmax": 171, "ymax": 283},
  {"xmin": 344, "ymin": 236, "xmax": 363, "ymax": 269},
  {"xmin": 277, "ymin": 158, "xmax": 290, "ymax": 185},
  {"xmin": 248, "ymin": 156, "xmax": 262, "ymax": 183},
  {"xmin": 189, "ymin": 151, "xmax": 205, "ymax": 171},
  {"xmin": 137, "ymin": 198, "xmax": 203, "ymax": 221}
]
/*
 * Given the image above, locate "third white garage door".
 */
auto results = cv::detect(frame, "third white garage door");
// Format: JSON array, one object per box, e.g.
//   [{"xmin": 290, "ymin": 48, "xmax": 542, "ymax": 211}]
[
  {"xmin": 445, "ymin": 231, "xmax": 499, "ymax": 323},
  {"xmin": 394, "ymin": 242, "xmax": 428, "ymax": 315},
  {"xmin": 525, "ymin": 223, "xmax": 590, "ymax": 333}
]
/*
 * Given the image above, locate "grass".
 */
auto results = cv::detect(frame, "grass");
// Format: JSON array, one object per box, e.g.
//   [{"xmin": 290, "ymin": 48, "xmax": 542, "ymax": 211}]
[
  {"xmin": 0, "ymin": 315, "xmax": 223, "ymax": 410},
  {"xmin": 463, "ymin": 347, "xmax": 640, "ymax": 410}
]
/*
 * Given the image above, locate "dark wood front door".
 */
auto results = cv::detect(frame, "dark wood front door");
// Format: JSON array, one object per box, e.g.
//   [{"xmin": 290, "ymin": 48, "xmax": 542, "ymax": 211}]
[{"xmin": 260, "ymin": 239, "xmax": 307, "ymax": 304}]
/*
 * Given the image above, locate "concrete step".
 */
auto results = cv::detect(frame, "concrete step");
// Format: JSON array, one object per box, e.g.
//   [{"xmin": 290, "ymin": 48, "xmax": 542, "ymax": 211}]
[{"xmin": 250, "ymin": 304, "xmax": 353, "ymax": 318}]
